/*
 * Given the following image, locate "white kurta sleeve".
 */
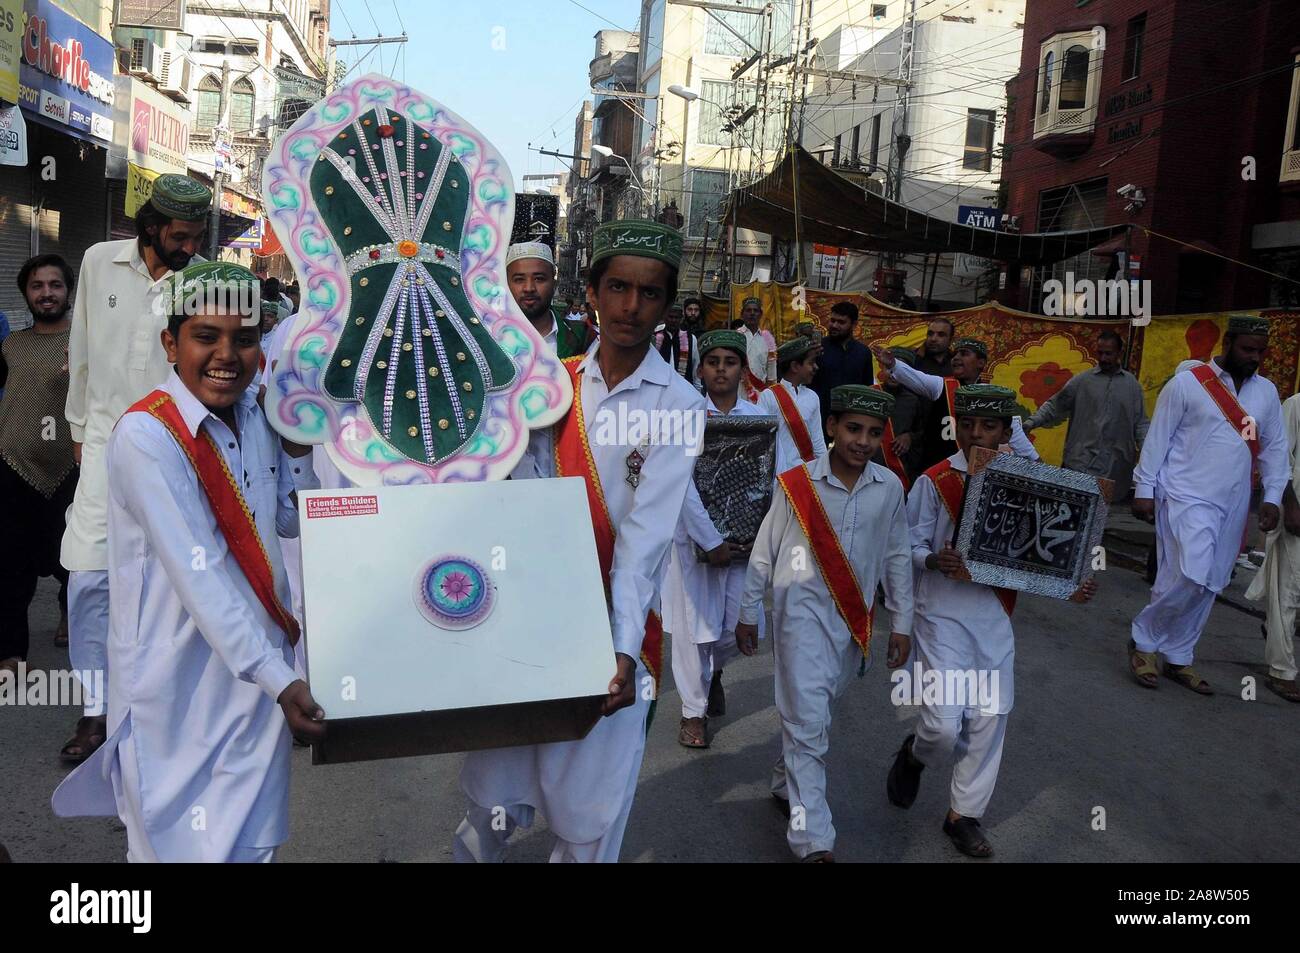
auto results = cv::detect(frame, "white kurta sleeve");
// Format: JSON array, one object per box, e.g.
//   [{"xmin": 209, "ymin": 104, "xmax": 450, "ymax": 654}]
[
  {"xmin": 1009, "ymin": 417, "xmax": 1040, "ymax": 461},
  {"xmin": 65, "ymin": 265, "xmax": 91, "ymax": 444},
  {"xmin": 680, "ymin": 479, "xmax": 725, "ymax": 551},
  {"xmin": 764, "ymin": 331, "xmax": 777, "ymax": 384},
  {"xmin": 809, "ymin": 391, "xmax": 829, "ymax": 458},
  {"xmin": 888, "ymin": 359, "xmax": 945, "ymax": 401},
  {"xmin": 111, "ymin": 420, "xmax": 299, "ymax": 701},
  {"xmin": 1257, "ymin": 385, "xmax": 1289, "ymax": 508},
  {"xmin": 608, "ymin": 405, "xmax": 706, "ymax": 660},
  {"xmin": 880, "ymin": 483, "xmax": 915, "ymax": 635},
  {"xmin": 1132, "ymin": 374, "xmax": 1186, "ymax": 500},
  {"xmin": 907, "ymin": 474, "xmax": 941, "ymax": 572},
  {"xmin": 739, "ymin": 489, "xmax": 789, "ymax": 626},
  {"xmin": 275, "ymin": 444, "xmax": 320, "ymax": 539}
]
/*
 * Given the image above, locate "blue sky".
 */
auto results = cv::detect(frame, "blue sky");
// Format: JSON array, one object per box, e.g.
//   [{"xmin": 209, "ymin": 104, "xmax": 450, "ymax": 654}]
[{"xmin": 330, "ymin": 0, "xmax": 642, "ymax": 188}]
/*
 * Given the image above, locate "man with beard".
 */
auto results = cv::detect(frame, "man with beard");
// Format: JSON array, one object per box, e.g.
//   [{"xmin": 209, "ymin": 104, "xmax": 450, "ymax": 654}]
[
  {"xmin": 683, "ymin": 297, "xmax": 704, "ymax": 334},
  {"xmin": 916, "ymin": 318, "xmax": 954, "ymax": 378},
  {"xmin": 1129, "ymin": 317, "xmax": 1287, "ymax": 695},
  {"xmin": 739, "ymin": 297, "xmax": 777, "ymax": 399},
  {"xmin": 653, "ymin": 303, "xmax": 699, "ymax": 387},
  {"xmin": 811, "ymin": 301, "xmax": 873, "ymax": 431},
  {"xmin": 60, "ymin": 174, "xmax": 211, "ymax": 763},
  {"xmin": 506, "ymin": 242, "xmax": 596, "ymax": 360},
  {"xmin": 0, "ymin": 256, "xmax": 78, "ymax": 676},
  {"xmin": 872, "ymin": 338, "xmax": 1039, "ymax": 463}
]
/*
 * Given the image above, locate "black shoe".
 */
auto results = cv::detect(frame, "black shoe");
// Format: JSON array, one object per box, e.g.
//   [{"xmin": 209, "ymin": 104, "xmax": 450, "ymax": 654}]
[
  {"xmin": 707, "ymin": 670, "xmax": 726, "ymax": 717},
  {"xmin": 942, "ymin": 815, "xmax": 994, "ymax": 858},
  {"xmin": 772, "ymin": 793, "xmax": 791, "ymax": 819},
  {"xmin": 886, "ymin": 734, "xmax": 924, "ymax": 808}
]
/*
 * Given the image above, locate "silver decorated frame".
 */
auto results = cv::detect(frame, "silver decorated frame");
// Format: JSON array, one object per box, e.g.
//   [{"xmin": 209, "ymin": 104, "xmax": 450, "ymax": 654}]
[
  {"xmin": 692, "ymin": 415, "xmax": 779, "ymax": 562},
  {"xmin": 953, "ymin": 449, "xmax": 1110, "ymax": 600}
]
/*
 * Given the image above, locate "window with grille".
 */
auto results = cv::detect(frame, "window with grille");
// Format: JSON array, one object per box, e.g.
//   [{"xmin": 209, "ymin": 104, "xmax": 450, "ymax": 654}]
[
  {"xmin": 195, "ymin": 75, "xmax": 221, "ymax": 129},
  {"xmin": 687, "ymin": 168, "xmax": 728, "ymax": 240},
  {"xmin": 230, "ymin": 78, "xmax": 256, "ymax": 136},
  {"xmin": 704, "ymin": 0, "xmax": 794, "ymax": 56},
  {"xmin": 1034, "ymin": 32, "xmax": 1102, "ymax": 138},
  {"xmin": 1123, "ymin": 13, "xmax": 1146, "ymax": 80},
  {"xmin": 963, "ymin": 109, "xmax": 995, "ymax": 171}
]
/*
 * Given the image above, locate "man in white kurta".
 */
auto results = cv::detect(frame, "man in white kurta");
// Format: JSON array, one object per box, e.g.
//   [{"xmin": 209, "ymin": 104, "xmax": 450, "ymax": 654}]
[
  {"xmin": 52, "ymin": 369, "xmax": 320, "ymax": 861},
  {"xmin": 662, "ymin": 330, "xmax": 767, "ymax": 745},
  {"xmin": 456, "ymin": 221, "xmax": 705, "ymax": 863},
  {"xmin": 1131, "ymin": 319, "xmax": 1287, "ymax": 691},
  {"xmin": 873, "ymin": 340, "xmax": 1040, "ymax": 461},
  {"xmin": 737, "ymin": 393, "xmax": 914, "ymax": 861},
  {"xmin": 61, "ymin": 176, "xmax": 210, "ymax": 742},
  {"xmin": 756, "ymin": 337, "xmax": 828, "ymax": 477},
  {"xmin": 740, "ymin": 297, "xmax": 777, "ymax": 387},
  {"xmin": 1245, "ymin": 393, "xmax": 1300, "ymax": 701}
]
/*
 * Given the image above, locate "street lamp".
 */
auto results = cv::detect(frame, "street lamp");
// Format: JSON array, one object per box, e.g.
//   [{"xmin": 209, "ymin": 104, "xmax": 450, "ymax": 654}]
[
  {"xmin": 668, "ymin": 84, "xmax": 699, "ymax": 102},
  {"xmin": 590, "ymin": 144, "xmax": 646, "ymax": 215}
]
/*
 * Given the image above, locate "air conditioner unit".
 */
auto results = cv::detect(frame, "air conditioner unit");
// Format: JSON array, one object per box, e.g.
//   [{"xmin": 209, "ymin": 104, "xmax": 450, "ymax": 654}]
[
  {"xmin": 158, "ymin": 50, "xmax": 192, "ymax": 100},
  {"xmin": 129, "ymin": 38, "xmax": 163, "ymax": 82}
]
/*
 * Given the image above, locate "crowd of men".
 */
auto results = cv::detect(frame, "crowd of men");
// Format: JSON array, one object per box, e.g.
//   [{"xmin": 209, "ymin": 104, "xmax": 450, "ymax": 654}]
[{"xmin": 0, "ymin": 170, "xmax": 1294, "ymax": 866}]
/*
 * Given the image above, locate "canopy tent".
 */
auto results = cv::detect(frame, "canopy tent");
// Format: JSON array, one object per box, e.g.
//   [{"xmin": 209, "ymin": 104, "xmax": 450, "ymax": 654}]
[{"xmin": 724, "ymin": 146, "xmax": 1131, "ymax": 265}]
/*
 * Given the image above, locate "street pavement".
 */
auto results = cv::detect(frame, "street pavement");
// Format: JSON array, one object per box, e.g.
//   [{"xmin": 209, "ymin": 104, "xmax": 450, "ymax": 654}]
[{"xmin": 4, "ymin": 540, "xmax": 1298, "ymax": 863}]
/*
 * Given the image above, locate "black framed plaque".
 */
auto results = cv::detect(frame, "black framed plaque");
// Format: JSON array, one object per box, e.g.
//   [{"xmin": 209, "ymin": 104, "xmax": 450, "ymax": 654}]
[
  {"xmin": 692, "ymin": 415, "xmax": 778, "ymax": 562},
  {"xmin": 953, "ymin": 447, "xmax": 1111, "ymax": 599}
]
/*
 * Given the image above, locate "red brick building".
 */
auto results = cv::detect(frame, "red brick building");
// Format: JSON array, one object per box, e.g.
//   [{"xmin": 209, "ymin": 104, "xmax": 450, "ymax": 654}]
[{"xmin": 1000, "ymin": 0, "xmax": 1300, "ymax": 315}]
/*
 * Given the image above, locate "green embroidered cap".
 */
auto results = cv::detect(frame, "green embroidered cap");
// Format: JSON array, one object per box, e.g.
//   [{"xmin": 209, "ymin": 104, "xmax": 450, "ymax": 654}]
[
  {"xmin": 954, "ymin": 383, "xmax": 1021, "ymax": 419},
  {"xmin": 742, "ymin": 296, "xmax": 762, "ymax": 309},
  {"xmin": 1227, "ymin": 315, "xmax": 1270, "ymax": 336},
  {"xmin": 829, "ymin": 384, "xmax": 894, "ymax": 419},
  {"xmin": 148, "ymin": 174, "xmax": 213, "ymax": 222},
  {"xmin": 698, "ymin": 329, "xmax": 747, "ymax": 360},
  {"xmin": 162, "ymin": 261, "xmax": 260, "ymax": 320},
  {"xmin": 953, "ymin": 337, "xmax": 988, "ymax": 359},
  {"xmin": 590, "ymin": 219, "xmax": 683, "ymax": 269},
  {"xmin": 777, "ymin": 335, "xmax": 816, "ymax": 363}
]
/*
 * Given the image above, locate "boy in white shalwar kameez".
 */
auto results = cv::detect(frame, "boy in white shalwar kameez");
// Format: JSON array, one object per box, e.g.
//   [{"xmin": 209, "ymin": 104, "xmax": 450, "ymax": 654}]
[
  {"xmin": 663, "ymin": 329, "xmax": 767, "ymax": 749},
  {"xmin": 455, "ymin": 220, "xmax": 704, "ymax": 863},
  {"xmin": 51, "ymin": 262, "xmax": 326, "ymax": 862},
  {"xmin": 735, "ymin": 384, "xmax": 914, "ymax": 863},
  {"xmin": 886, "ymin": 384, "xmax": 1096, "ymax": 859}
]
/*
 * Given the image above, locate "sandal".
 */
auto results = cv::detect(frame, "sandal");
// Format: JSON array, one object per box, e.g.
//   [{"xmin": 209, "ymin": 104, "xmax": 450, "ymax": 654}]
[
  {"xmin": 0, "ymin": 657, "xmax": 19, "ymax": 678},
  {"xmin": 1265, "ymin": 675, "xmax": 1300, "ymax": 703},
  {"xmin": 801, "ymin": 850, "xmax": 835, "ymax": 863},
  {"xmin": 1164, "ymin": 664, "xmax": 1213, "ymax": 695},
  {"xmin": 677, "ymin": 716, "xmax": 709, "ymax": 749},
  {"xmin": 60, "ymin": 715, "xmax": 107, "ymax": 764},
  {"xmin": 54, "ymin": 614, "xmax": 69, "ymax": 648},
  {"xmin": 1128, "ymin": 639, "xmax": 1159, "ymax": 689},
  {"xmin": 943, "ymin": 815, "xmax": 994, "ymax": 858}
]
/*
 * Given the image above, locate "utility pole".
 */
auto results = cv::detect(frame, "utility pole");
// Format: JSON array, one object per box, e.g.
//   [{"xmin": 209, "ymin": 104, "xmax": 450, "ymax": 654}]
[{"xmin": 208, "ymin": 58, "xmax": 230, "ymax": 262}]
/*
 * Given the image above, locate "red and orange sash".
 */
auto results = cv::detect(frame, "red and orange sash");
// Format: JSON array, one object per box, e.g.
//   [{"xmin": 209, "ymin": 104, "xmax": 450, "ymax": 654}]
[
  {"xmin": 870, "ymin": 384, "xmax": 910, "ymax": 491},
  {"xmin": 743, "ymin": 368, "xmax": 769, "ymax": 402},
  {"xmin": 777, "ymin": 464, "xmax": 875, "ymax": 657},
  {"xmin": 126, "ymin": 390, "xmax": 301, "ymax": 644},
  {"xmin": 1190, "ymin": 363, "xmax": 1260, "ymax": 462},
  {"xmin": 770, "ymin": 382, "xmax": 817, "ymax": 463},
  {"xmin": 554, "ymin": 356, "xmax": 664, "ymax": 688},
  {"xmin": 925, "ymin": 459, "xmax": 1016, "ymax": 618},
  {"xmin": 943, "ymin": 377, "xmax": 959, "ymax": 423}
]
